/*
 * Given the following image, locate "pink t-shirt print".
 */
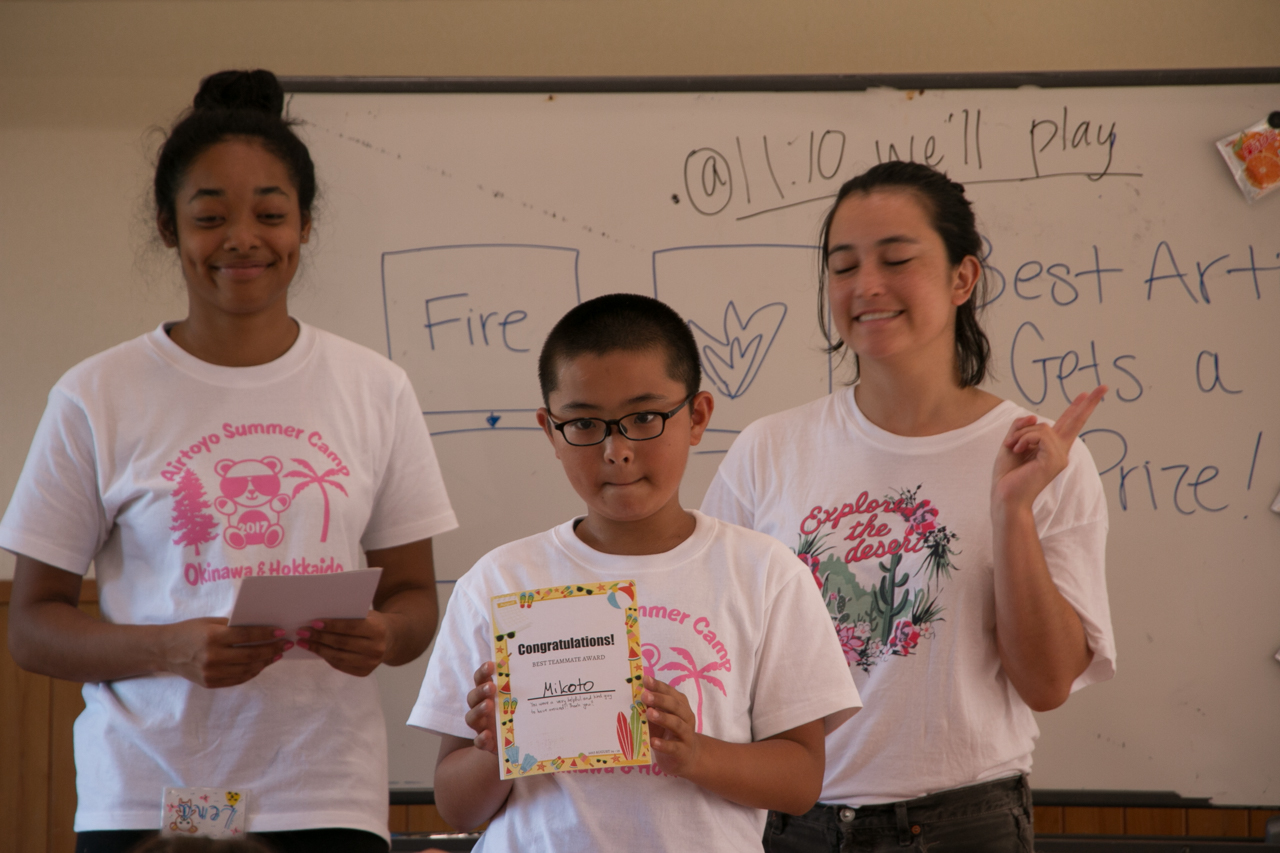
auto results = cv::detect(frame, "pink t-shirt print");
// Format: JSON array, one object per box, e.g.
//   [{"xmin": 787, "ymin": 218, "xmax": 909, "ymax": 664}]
[{"xmin": 213, "ymin": 456, "xmax": 293, "ymax": 549}]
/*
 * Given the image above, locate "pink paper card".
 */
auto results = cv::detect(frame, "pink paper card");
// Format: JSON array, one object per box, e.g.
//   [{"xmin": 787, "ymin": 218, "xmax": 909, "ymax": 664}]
[{"xmin": 228, "ymin": 568, "xmax": 382, "ymax": 659}]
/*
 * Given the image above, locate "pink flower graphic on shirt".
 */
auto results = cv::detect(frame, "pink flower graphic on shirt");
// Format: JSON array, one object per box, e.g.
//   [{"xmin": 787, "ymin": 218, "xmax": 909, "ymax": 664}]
[
  {"xmin": 284, "ymin": 458, "xmax": 349, "ymax": 543},
  {"xmin": 889, "ymin": 485, "xmax": 960, "ymax": 585},
  {"xmin": 904, "ymin": 500, "xmax": 938, "ymax": 536},
  {"xmin": 835, "ymin": 624, "xmax": 867, "ymax": 666},
  {"xmin": 169, "ymin": 468, "xmax": 219, "ymax": 556},
  {"xmin": 887, "ymin": 620, "xmax": 921, "ymax": 656},
  {"xmin": 659, "ymin": 647, "xmax": 728, "ymax": 734},
  {"xmin": 795, "ymin": 531, "xmax": 834, "ymax": 591}
]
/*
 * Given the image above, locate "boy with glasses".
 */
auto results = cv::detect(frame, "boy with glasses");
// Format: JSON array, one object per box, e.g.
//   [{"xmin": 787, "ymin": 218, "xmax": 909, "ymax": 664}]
[{"xmin": 409, "ymin": 294, "xmax": 860, "ymax": 852}]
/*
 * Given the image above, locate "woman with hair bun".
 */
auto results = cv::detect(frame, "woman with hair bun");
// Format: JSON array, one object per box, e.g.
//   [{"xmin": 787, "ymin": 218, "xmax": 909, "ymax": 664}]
[
  {"xmin": 702, "ymin": 161, "xmax": 1116, "ymax": 852},
  {"xmin": 1, "ymin": 70, "xmax": 457, "ymax": 853}
]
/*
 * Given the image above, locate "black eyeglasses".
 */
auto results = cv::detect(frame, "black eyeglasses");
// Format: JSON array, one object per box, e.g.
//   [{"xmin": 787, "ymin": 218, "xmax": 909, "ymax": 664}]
[{"xmin": 546, "ymin": 396, "xmax": 694, "ymax": 447}]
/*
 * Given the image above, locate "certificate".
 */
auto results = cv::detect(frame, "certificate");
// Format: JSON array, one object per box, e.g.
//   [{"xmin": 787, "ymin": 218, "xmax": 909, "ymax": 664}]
[{"xmin": 491, "ymin": 580, "xmax": 649, "ymax": 778}]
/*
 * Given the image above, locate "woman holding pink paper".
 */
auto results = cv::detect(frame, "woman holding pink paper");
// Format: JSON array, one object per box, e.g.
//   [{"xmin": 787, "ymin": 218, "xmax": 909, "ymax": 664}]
[{"xmin": 0, "ymin": 70, "xmax": 457, "ymax": 853}]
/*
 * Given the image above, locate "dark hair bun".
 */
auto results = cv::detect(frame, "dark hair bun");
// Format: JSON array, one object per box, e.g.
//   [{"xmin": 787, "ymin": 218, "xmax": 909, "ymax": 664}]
[{"xmin": 193, "ymin": 69, "xmax": 284, "ymax": 116}]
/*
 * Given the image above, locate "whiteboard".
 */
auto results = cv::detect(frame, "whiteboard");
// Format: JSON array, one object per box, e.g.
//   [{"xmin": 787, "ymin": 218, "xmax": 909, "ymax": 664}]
[{"xmin": 281, "ymin": 80, "xmax": 1280, "ymax": 803}]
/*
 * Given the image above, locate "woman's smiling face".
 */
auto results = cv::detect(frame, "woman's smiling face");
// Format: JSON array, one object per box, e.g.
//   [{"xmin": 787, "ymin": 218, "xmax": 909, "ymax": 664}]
[
  {"xmin": 160, "ymin": 136, "xmax": 311, "ymax": 321},
  {"xmin": 825, "ymin": 188, "xmax": 979, "ymax": 375}
]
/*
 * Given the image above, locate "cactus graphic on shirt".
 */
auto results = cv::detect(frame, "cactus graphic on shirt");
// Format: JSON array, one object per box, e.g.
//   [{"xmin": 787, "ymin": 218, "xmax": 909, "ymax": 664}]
[
  {"xmin": 169, "ymin": 468, "xmax": 219, "ymax": 556},
  {"xmin": 871, "ymin": 552, "xmax": 910, "ymax": 646}
]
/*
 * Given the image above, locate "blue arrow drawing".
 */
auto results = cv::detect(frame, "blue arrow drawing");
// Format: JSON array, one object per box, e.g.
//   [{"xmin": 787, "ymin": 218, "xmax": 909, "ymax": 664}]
[
  {"xmin": 688, "ymin": 301, "xmax": 787, "ymax": 399},
  {"xmin": 486, "ymin": 413, "xmax": 501, "ymax": 428}
]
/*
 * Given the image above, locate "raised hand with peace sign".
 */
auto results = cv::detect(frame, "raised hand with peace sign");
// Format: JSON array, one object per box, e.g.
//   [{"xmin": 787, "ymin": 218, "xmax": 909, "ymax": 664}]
[
  {"xmin": 991, "ymin": 386, "xmax": 1108, "ymax": 713},
  {"xmin": 993, "ymin": 386, "xmax": 1109, "ymax": 512}
]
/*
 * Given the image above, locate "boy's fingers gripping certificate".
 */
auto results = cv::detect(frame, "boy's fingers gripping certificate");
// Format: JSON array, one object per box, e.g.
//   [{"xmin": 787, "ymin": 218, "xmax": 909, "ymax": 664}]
[{"xmin": 491, "ymin": 580, "xmax": 650, "ymax": 778}]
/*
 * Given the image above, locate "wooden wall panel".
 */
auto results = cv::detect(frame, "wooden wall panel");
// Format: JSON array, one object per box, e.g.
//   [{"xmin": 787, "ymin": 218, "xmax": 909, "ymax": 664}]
[
  {"xmin": 1062, "ymin": 806, "xmax": 1125, "ymax": 835},
  {"xmin": 1033, "ymin": 805, "xmax": 1063, "ymax": 834},
  {"xmin": 1, "ymin": 580, "xmax": 96, "ymax": 853},
  {"xmin": 405, "ymin": 804, "xmax": 455, "ymax": 833},
  {"xmin": 1, "ymin": 591, "xmax": 31, "ymax": 853},
  {"xmin": 1187, "ymin": 807, "xmax": 1250, "ymax": 837},
  {"xmin": 1, "ymin": 596, "xmax": 51, "ymax": 853},
  {"xmin": 1124, "ymin": 807, "xmax": 1187, "ymax": 836},
  {"xmin": 1251, "ymin": 810, "xmax": 1280, "ymax": 838}
]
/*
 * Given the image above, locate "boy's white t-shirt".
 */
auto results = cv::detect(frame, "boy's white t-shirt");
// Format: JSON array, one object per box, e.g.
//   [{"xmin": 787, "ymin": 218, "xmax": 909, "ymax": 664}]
[
  {"xmin": 0, "ymin": 321, "xmax": 458, "ymax": 837},
  {"xmin": 701, "ymin": 389, "xmax": 1116, "ymax": 806},
  {"xmin": 409, "ymin": 510, "xmax": 861, "ymax": 853}
]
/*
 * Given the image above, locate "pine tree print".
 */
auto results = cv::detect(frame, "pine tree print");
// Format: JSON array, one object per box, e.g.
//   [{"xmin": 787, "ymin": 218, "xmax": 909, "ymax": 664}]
[{"xmin": 170, "ymin": 468, "xmax": 219, "ymax": 555}]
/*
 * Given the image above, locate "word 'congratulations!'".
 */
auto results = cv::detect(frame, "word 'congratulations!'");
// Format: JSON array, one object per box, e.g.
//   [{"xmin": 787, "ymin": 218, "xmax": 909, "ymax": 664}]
[{"xmin": 517, "ymin": 634, "xmax": 616, "ymax": 656}]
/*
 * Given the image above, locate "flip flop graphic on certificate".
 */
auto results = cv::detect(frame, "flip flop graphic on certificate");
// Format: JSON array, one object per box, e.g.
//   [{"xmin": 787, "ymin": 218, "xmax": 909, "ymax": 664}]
[{"xmin": 491, "ymin": 580, "xmax": 650, "ymax": 779}]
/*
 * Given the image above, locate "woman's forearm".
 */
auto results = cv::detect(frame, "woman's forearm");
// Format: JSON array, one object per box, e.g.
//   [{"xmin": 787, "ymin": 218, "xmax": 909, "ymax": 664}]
[
  {"xmin": 368, "ymin": 538, "xmax": 439, "ymax": 666},
  {"xmin": 9, "ymin": 554, "xmax": 285, "ymax": 687},
  {"xmin": 9, "ymin": 591, "xmax": 172, "ymax": 682},
  {"xmin": 375, "ymin": 587, "xmax": 439, "ymax": 666},
  {"xmin": 991, "ymin": 506, "xmax": 1092, "ymax": 711}
]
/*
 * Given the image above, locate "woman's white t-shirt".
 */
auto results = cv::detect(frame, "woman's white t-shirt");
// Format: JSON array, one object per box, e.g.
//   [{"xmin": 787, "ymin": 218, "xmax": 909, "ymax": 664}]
[
  {"xmin": 0, "ymin": 321, "xmax": 458, "ymax": 837},
  {"xmin": 701, "ymin": 389, "xmax": 1115, "ymax": 806},
  {"xmin": 408, "ymin": 511, "xmax": 862, "ymax": 852}
]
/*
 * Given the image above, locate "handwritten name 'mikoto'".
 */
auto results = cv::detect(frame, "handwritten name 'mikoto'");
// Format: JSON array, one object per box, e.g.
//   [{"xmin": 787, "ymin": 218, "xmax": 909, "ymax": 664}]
[{"xmin": 540, "ymin": 677, "xmax": 601, "ymax": 698}]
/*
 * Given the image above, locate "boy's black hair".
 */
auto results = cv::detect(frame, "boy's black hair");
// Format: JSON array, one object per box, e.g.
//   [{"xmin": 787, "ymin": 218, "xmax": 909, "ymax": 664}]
[{"xmin": 538, "ymin": 294, "xmax": 702, "ymax": 406}]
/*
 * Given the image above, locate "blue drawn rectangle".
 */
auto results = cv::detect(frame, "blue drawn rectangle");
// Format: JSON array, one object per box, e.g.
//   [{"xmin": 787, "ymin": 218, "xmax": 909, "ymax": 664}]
[{"xmin": 382, "ymin": 244, "xmax": 580, "ymax": 435}]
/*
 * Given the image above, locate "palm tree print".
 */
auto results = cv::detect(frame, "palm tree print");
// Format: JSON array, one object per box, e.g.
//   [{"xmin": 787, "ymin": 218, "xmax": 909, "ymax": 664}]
[
  {"xmin": 660, "ymin": 647, "xmax": 728, "ymax": 733},
  {"xmin": 284, "ymin": 458, "xmax": 349, "ymax": 543}
]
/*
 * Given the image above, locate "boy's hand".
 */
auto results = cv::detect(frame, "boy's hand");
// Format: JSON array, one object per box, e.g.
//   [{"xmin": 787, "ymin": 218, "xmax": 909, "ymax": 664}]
[
  {"xmin": 643, "ymin": 675, "xmax": 702, "ymax": 777},
  {"xmin": 465, "ymin": 661, "xmax": 501, "ymax": 755}
]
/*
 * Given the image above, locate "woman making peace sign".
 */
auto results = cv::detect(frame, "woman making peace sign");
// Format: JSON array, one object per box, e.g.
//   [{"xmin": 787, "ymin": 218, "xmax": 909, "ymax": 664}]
[{"xmin": 702, "ymin": 161, "xmax": 1116, "ymax": 853}]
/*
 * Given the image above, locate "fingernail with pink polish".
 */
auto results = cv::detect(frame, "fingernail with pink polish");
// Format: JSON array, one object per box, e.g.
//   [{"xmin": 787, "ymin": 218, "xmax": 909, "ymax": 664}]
[
  {"xmin": 272, "ymin": 629, "xmax": 286, "ymax": 638},
  {"xmin": 297, "ymin": 640, "xmax": 309, "ymax": 650},
  {"xmin": 310, "ymin": 620, "xmax": 325, "ymax": 629},
  {"xmin": 296, "ymin": 629, "xmax": 310, "ymax": 639},
  {"xmin": 283, "ymin": 641, "xmax": 294, "ymax": 650}
]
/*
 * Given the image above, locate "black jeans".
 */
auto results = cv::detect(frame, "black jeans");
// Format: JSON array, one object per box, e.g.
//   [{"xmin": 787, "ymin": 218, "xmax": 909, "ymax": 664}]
[
  {"xmin": 764, "ymin": 774, "xmax": 1034, "ymax": 853},
  {"xmin": 74, "ymin": 828, "xmax": 389, "ymax": 853}
]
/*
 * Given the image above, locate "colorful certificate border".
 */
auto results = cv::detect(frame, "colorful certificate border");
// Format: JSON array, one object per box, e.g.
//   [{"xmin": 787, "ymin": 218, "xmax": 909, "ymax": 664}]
[{"xmin": 491, "ymin": 579, "xmax": 649, "ymax": 778}]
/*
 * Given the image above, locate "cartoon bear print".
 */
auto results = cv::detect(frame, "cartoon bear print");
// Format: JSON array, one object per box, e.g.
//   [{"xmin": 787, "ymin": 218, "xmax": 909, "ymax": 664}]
[{"xmin": 213, "ymin": 457, "xmax": 292, "ymax": 549}]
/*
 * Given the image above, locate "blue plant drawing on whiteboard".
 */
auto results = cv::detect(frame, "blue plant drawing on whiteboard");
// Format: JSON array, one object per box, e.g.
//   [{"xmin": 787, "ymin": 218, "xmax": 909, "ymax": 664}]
[{"xmin": 688, "ymin": 302, "xmax": 787, "ymax": 399}]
